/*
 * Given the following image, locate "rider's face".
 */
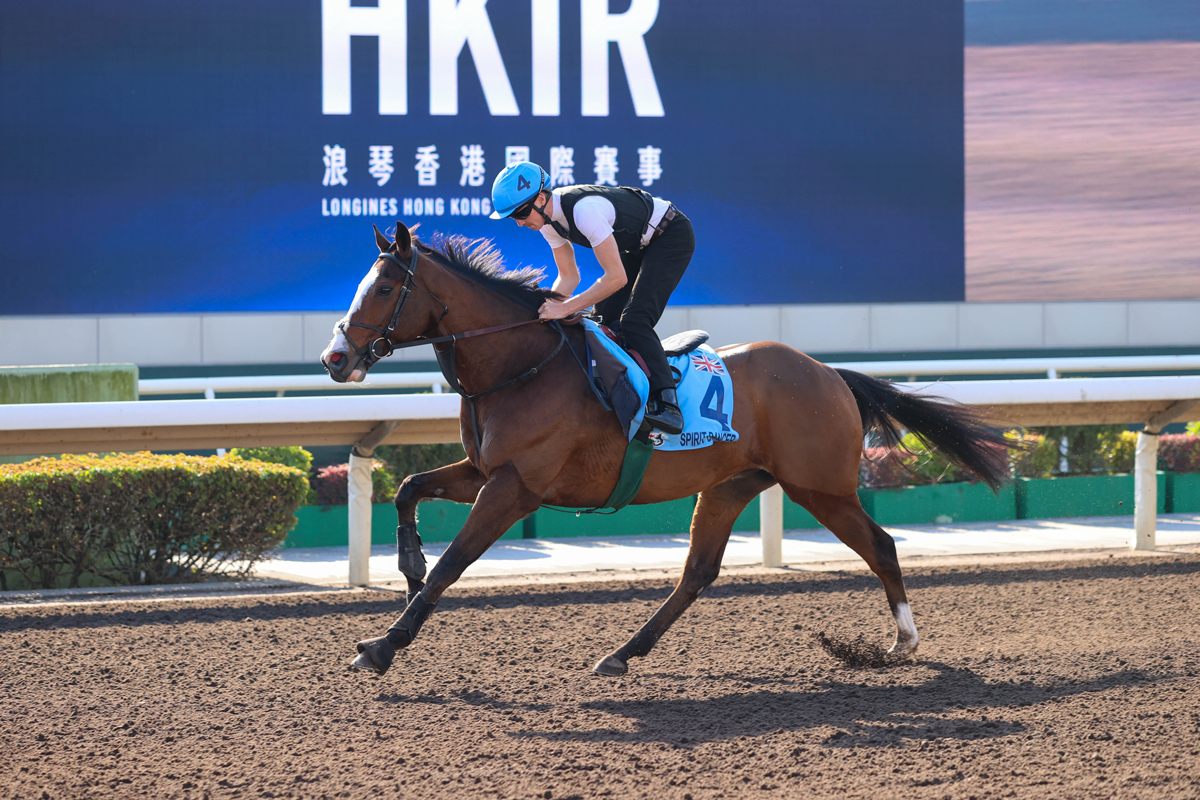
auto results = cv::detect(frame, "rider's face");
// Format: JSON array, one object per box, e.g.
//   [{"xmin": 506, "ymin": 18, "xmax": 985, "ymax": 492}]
[{"xmin": 514, "ymin": 193, "xmax": 548, "ymax": 231}]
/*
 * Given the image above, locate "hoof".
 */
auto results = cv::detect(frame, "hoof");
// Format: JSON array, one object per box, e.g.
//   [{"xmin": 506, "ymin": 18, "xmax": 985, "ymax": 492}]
[
  {"xmin": 887, "ymin": 639, "xmax": 919, "ymax": 660},
  {"xmin": 351, "ymin": 636, "xmax": 396, "ymax": 675},
  {"xmin": 592, "ymin": 654, "xmax": 628, "ymax": 677}
]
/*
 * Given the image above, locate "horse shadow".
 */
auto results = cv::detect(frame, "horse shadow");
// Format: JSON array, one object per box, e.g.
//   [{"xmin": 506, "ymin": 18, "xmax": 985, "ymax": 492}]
[{"xmin": 495, "ymin": 661, "xmax": 1154, "ymax": 747}]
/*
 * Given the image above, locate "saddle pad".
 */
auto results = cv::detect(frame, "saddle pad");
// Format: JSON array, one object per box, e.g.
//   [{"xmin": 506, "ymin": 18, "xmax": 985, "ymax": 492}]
[
  {"xmin": 654, "ymin": 345, "xmax": 740, "ymax": 451},
  {"xmin": 579, "ymin": 319, "xmax": 739, "ymax": 451}
]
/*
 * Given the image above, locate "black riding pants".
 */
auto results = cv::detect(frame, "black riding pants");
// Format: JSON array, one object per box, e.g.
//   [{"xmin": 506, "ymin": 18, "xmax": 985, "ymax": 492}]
[{"xmin": 594, "ymin": 211, "xmax": 695, "ymax": 393}]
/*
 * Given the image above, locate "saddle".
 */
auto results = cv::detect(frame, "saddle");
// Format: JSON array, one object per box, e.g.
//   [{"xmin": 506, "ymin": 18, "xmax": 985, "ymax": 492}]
[
  {"xmin": 590, "ymin": 324, "xmax": 710, "ymax": 376},
  {"xmin": 581, "ymin": 322, "xmax": 711, "ymax": 441}
]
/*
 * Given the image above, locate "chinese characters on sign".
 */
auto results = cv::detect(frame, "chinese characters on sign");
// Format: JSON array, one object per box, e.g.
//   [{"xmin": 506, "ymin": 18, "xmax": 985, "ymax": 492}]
[
  {"xmin": 459, "ymin": 145, "xmax": 486, "ymax": 187},
  {"xmin": 322, "ymin": 145, "xmax": 348, "ymax": 187},
  {"xmin": 414, "ymin": 145, "xmax": 439, "ymax": 186},
  {"xmin": 593, "ymin": 146, "xmax": 619, "ymax": 186},
  {"xmin": 367, "ymin": 146, "xmax": 394, "ymax": 186},
  {"xmin": 550, "ymin": 147, "xmax": 574, "ymax": 186},
  {"xmin": 320, "ymin": 144, "xmax": 662, "ymax": 218}
]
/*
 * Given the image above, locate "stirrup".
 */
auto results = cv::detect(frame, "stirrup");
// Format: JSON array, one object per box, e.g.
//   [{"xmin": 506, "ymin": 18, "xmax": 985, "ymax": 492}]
[{"xmin": 645, "ymin": 390, "xmax": 683, "ymax": 436}]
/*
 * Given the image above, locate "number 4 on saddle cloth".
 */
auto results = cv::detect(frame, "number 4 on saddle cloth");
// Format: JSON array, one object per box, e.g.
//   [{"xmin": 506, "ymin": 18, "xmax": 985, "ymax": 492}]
[{"xmin": 577, "ymin": 318, "xmax": 740, "ymax": 510}]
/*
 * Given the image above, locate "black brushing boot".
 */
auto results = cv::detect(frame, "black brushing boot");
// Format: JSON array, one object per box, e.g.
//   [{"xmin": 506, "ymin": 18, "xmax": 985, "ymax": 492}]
[{"xmin": 645, "ymin": 388, "xmax": 684, "ymax": 435}]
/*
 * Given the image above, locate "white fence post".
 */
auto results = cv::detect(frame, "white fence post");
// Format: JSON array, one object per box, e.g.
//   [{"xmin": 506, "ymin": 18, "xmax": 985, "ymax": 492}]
[
  {"xmin": 761, "ymin": 484, "xmax": 784, "ymax": 568},
  {"xmin": 1133, "ymin": 430, "xmax": 1159, "ymax": 551},
  {"xmin": 346, "ymin": 421, "xmax": 400, "ymax": 586},
  {"xmin": 347, "ymin": 451, "xmax": 374, "ymax": 586}
]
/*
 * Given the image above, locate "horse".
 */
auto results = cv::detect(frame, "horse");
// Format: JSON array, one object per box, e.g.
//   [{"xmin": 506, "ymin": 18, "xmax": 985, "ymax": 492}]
[{"xmin": 321, "ymin": 221, "xmax": 1011, "ymax": 677}]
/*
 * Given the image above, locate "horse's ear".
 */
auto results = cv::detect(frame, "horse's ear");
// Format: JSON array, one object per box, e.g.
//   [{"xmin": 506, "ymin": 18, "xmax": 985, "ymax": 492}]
[
  {"xmin": 392, "ymin": 221, "xmax": 411, "ymax": 253},
  {"xmin": 373, "ymin": 224, "xmax": 390, "ymax": 253}
]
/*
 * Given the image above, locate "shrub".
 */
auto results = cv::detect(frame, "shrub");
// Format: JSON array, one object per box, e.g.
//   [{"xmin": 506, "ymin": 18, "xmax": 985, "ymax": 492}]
[
  {"xmin": 1159, "ymin": 434, "xmax": 1200, "ymax": 473},
  {"xmin": 0, "ymin": 453, "xmax": 308, "ymax": 589},
  {"xmin": 1187, "ymin": 421, "xmax": 1200, "ymax": 436},
  {"xmin": 231, "ymin": 446, "xmax": 315, "ymax": 504},
  {"xmin": 859, "ymin": 446, "xmax": 917, "ymax": 489},
  {"xmin": 1007, "ymin": 431, "xmax": 1059, "ymax": 478},
  {"xmin": 310, "ymin": 460, "xmax": 397, "ymax": 505},
  {"xmin": 858, "ymin": 433, "xmax": 966, "ymax": 489},
  {"xmin": 1030, "ymin": 425, "xmax": 1127, "ymax": 475},
  {"xmin": 375, "ymin": 443, "xmax": 467, "ymax": 484},
  {"xmin": 230, "ymin": 446, "xmax": 313, "ymax": 475},
  {"xmin": 1100, "ymin": 430, "xmax": 1138, "ymax": 474}
]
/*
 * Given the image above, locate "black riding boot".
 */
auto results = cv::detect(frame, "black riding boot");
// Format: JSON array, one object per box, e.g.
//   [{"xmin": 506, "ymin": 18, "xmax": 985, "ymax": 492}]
[{"xmin": 645, "ymin": 388, "xmax": 684, "ymax": 435}]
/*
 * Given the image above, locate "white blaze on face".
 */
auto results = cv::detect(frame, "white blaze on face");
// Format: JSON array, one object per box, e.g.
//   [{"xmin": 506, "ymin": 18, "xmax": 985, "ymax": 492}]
[{"xmin": 325, "ymin": 266, "xmax": 382, "ymax": 373}]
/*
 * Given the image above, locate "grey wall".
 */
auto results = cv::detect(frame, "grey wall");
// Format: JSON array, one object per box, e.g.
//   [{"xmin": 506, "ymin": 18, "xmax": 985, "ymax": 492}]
[{"xmin": 2, "ymin": 300, "xmax": 1199, "ymax": 368}]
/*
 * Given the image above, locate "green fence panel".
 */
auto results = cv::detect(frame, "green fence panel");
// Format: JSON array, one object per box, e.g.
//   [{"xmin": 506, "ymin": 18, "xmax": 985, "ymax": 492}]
[
  {"xmin": 732, "ymin": 496, "xmax": 821, "ymax": 532},
  {"xmin": 286, "ymin": 501, "xmax": 524, "ymax": 548},
  {"xmin": 414, "ymin": 499, "xmax": 524, "ymax": 542},
  {"xmin": 1168, "ymin": 472, "xmax": 1200, "ymax": 513},
  {"xmin": 868, "ymin": 482, "xmax": 1017, "ymax": 526},
  {"xmin": 0, "ymin": 364, "xmax": 138, "ymax": 404},
  {"xmin": 1016, "ymin": 473, "xmax": 1165, "ymax": 519},
  {"xmin": 285, "ymin": 473, "xmax": 1192, "ymax": 549},
  {"xmin": 533, "ymin": 497, "xmax": 696, "ymax": 539}
]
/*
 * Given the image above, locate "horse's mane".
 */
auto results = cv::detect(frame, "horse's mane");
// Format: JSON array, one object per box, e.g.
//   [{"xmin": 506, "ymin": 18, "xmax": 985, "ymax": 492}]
[{"xmin": 412, "ymin": 231, "xmax": 560, "ymax": 313}]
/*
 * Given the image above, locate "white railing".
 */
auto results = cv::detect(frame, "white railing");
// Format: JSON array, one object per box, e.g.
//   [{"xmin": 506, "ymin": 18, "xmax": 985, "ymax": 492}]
[
  {"xmin": 829, "ymin": 354, "xmax": 1200, "ymax": 380},
  {"xmin": 5, "ymin": 373, "xmax": 1199, "ymax": 584},
  {"xmin": 138, "ymin": 371, "xmax": 448, "ymax": 396},
  {"xmin": 135, "ymin": 355, "xmax": 1200, "ymax": 399}
]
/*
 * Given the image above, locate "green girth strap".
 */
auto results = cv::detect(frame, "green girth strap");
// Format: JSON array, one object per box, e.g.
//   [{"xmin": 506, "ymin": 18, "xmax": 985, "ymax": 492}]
[{"xmin": 601, "ymin": 435, "xmax": 655, "ymax": 510}]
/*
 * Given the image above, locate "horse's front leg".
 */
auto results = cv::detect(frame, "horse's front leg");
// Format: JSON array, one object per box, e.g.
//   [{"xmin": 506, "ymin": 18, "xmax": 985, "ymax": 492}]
[
  {"xmin": 393, "ymin": 459, "xmax": 487, "ymax": 601},
  {"xmin": 352, "ymin": 462, "xmax": 541, "ymax": 675}
]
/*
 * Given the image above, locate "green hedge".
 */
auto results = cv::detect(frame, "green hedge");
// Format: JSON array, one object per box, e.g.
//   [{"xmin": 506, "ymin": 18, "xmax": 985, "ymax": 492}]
[{"xmin": 0, "ymin": 453, "xmax": 308, "ymax": 590}]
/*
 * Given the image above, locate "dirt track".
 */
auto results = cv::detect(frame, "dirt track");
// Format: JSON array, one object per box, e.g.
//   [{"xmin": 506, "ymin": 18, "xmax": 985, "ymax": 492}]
[{"xmin": 3, "ymin": 554, "xmax": 1200, "ymax": 800}]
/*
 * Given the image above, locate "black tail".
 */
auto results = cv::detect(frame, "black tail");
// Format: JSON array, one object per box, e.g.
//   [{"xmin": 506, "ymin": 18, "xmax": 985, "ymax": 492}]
[{"xmin": 836, "ymin": 369, "xmax": 1012, "ymax": 491}]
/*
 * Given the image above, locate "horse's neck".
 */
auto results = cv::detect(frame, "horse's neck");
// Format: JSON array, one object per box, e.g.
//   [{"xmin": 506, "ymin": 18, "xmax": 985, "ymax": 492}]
[{"xmin": 423, "ymin": 268, "xmax": 556, "ymax": 396}]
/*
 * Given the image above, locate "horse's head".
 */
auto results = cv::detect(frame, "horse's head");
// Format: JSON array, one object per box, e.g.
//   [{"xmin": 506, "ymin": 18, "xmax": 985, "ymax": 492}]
[{"xmin": 321, "ymin": 222, "xmax": 443, "ymax": 383}]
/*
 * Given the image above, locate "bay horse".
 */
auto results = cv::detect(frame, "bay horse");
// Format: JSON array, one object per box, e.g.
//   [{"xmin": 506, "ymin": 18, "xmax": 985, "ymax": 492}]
[{"xmin": 321, "ymin": 222, "xmax": 1010, "ymax": 677}]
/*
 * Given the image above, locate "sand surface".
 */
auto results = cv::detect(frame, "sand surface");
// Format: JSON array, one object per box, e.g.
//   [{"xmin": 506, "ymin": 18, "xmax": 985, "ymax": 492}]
[{"xmin": 3, "ymin": 553, "xmax": 1200, "ymax": 799}]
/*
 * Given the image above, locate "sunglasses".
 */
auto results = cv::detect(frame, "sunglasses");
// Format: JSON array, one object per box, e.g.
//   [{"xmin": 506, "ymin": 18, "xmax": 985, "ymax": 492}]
[{"xmin": 510, "ymin": 195, "xmax": 539, "ymax": 221}]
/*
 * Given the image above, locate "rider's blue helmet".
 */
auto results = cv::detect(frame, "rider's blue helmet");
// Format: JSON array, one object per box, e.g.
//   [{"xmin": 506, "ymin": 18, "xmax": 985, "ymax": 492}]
[{"xmin": 489, "ymin": 161, "xmax": 549, "ymax": 219}]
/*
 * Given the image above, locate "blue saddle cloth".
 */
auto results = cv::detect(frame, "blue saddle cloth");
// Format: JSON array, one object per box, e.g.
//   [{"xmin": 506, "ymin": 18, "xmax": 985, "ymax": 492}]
[{"xmin": 580, "ymin": 318, "xmax": 739, "ymax": 451}]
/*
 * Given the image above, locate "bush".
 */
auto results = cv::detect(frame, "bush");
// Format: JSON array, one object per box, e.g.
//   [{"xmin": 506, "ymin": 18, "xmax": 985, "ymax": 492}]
[
  {"xmin": 375, "ymin": 443, "xmax": 467, "ymax": 484},
  {"xmin": 0, "ymin": 453, "xmax": 308, "ymax": 589},
  {"xmin": 859, "ymin": 447, "xmax": 916, "ymax": 489},
  {"xmin": 1100, "ymin": 430, "xmax": 1138, "ymax": 474},
  {"xmin": 1007, "ymin": 431, "xmax": 1059, "ymax": 478},
  {"xmin": 1159, "ymin": 434, "xmax": 1200, "ymax": 473},
  {"xmin": 1187, "ymin": 421, "xmax": 1200, "ymax": 436},
  {"xmin": 858, "ymin": 433, "xmax": 966, "ymax": 489},
  {"xmin": 230, "ymin": 446, "xmax": 313, "ymax": 475},
  {"xmin": 231, "ymin": 446, "xmax": 315, "ymax": 504},
  {"xmin": 1029, "ymin": 425, "xmax": 1127, "ymax": 475},
  {"xmin": 310, "ymin": 460, "xmax": 397, "ymax": 505}
]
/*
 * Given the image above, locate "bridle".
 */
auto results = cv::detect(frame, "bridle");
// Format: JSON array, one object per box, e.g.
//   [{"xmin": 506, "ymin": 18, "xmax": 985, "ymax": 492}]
[
  {"xmin": 334, "ymin": 244, "xmax": 588, "ymax": 452},
  {"xmin": 336, "ymin": 248, "xmax": 445, "ymax": 372}
]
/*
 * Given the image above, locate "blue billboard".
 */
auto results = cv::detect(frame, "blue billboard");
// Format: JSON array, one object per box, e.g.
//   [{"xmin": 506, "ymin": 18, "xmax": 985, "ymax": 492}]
[{"xmin": 0, "ymin": 0, "xmax": 963, "ymax": 315}]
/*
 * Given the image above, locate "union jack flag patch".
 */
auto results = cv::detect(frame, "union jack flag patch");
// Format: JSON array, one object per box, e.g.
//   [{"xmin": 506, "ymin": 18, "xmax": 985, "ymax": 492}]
[{"xmin": 690, "ymin": 352, "xmax": 726, "ymax": 375}]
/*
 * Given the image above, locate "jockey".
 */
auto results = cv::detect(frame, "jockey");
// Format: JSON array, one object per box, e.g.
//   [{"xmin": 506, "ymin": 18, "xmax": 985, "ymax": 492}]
[{"xmin": 490, "ymin": 161, "xmax": 693, "ymax": 436}]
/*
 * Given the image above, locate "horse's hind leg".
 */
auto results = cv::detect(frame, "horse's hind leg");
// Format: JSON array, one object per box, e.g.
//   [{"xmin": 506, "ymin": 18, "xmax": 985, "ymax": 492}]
[
  {"xmin": 784, "ymin": 486, "xmax": 918, "ymax": 658},
  {"xmin": 594, "ymin": 469, "xmax": 776, "ymax": 677}
]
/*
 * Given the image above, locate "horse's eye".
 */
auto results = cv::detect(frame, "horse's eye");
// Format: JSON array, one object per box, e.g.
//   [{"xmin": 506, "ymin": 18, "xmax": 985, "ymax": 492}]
[{"xmin": 377, "ymin": 285, "xmax": 394, "ymax": 296}]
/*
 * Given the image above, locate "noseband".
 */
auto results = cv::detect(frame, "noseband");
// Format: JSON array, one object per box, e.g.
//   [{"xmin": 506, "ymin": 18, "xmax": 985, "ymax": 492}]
[{"xmin": 337, "ymin": 248, "xmax": 447, "ymax": 371}]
